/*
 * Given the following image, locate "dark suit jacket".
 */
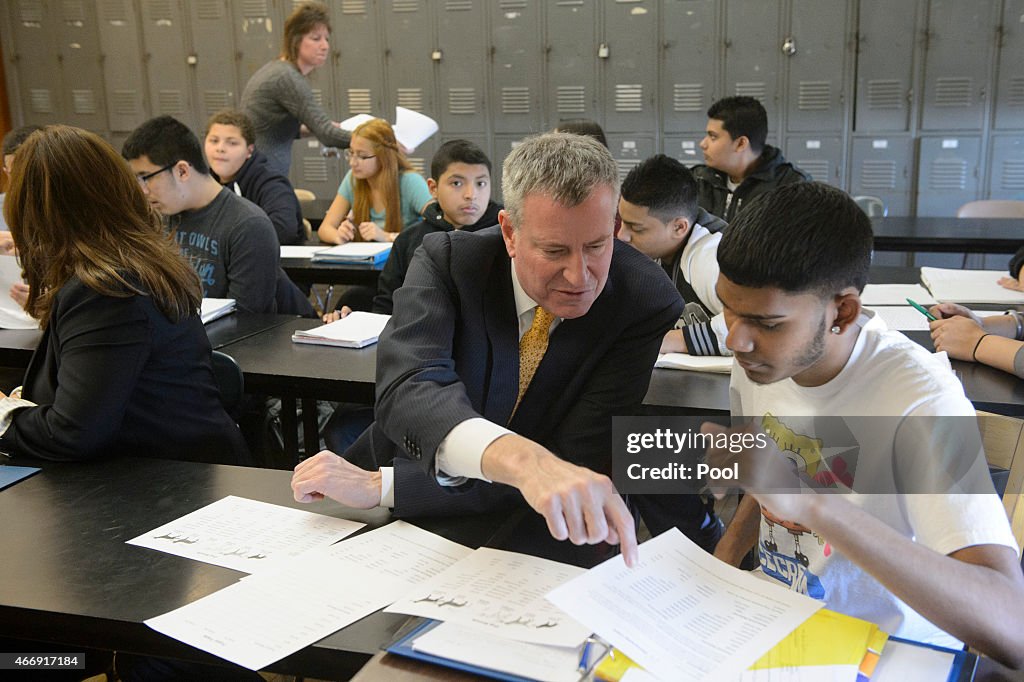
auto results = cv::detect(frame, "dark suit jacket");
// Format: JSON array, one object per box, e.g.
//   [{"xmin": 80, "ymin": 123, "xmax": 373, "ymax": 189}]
[{"xmin": 346, "ymin": 225, "xmax": 684, "ymax": 517}]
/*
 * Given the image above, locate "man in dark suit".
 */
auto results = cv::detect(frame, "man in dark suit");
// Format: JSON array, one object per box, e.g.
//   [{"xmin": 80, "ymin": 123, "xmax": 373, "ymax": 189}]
[{"xmin": 292, "ymin": 133, "xmax": 684, "ymax": 564}]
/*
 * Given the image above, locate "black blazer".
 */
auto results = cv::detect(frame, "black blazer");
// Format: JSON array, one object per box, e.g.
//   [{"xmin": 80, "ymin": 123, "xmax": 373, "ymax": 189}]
[
  {"xmin": 346, "ymin": 226, "xmax": 684, "ymax": 516},
  {"xmin": 0, "ymin": 277, "xmax": 249, "ymax": 464}
]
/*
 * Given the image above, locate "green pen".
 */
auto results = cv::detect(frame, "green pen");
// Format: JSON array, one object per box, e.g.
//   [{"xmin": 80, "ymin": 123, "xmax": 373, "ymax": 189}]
[{"xmin": 906, "ymin": 298, "xmax": 937, "ymax": 322}]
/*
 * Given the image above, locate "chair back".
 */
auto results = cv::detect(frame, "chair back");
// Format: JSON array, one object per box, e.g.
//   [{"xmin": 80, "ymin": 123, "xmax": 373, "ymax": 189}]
[
  {"xmin": 957, "ymin": 200, "xmax": 1024, "ymax": 219},
  {"xmin": 976, "ymin": 411, "xmax": 1024, "ymax": 558},
  {"xmin": 294, "ymin": 188, "xmax": 316, "ymax": 202},
  {"xmin": 852, "ymin": 195, "xmax": 887, "ymax": 218},
  {"xmin": 210, "ymin": 350, "xmax": 244, "ymax": 419}
]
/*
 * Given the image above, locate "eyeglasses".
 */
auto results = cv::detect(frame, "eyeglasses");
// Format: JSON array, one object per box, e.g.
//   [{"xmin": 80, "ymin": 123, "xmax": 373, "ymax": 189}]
[
  {"xmin": 345, "ymin": 151, "xmax": 376, "ymax": 163},
  {"xmin": 136, "ymin": 163, "xmax": 175, "ymax": 186}
]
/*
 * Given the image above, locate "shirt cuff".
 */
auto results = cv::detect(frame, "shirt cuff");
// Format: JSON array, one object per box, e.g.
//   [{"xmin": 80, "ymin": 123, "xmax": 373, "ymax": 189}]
[
  {"xmin": 379, "ymin": 466, "xmax": 395, "ymax": 508},
  {"xmin": 0, "ymin": 396, "xmax": 35, "ymax": 437},
  {"xmin": 435, "ymin": 417, "xmax": 512, "ymax": 484}
]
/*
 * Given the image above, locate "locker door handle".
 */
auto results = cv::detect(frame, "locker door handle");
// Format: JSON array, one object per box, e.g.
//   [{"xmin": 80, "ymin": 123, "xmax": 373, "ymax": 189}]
[{"xmin": 781, "ymin": 37, "xmax": 797, "ymax": 56}]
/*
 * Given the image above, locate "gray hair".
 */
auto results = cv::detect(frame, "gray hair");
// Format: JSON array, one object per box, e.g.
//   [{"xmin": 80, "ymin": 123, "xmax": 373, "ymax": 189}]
[{"xmin": 501, "ymin": 132, "xmax": 619, "ymax": 226}]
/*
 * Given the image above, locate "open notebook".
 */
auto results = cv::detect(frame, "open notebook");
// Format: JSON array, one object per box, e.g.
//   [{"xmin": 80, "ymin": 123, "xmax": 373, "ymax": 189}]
[{"xmin": 921, "ymin": 267, "xmax": 1024, "ymax": 304}]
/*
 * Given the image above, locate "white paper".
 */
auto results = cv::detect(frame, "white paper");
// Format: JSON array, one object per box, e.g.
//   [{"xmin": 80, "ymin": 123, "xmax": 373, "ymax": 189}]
[
  {"xmin": 655, "ymin": 353, "xmax": 733, "ymax": 373},
  {"xmin": 921, "ymin": 267, "xmax": 1024, "ymax": 304},
  {"xmin": 145, "ymin": 521, "xmax": 473, "ymax": 671},
  {"xmin": 411, "ymin": 622, "xmax": 581, "ymax": 682},
  {"xmin": 394, "ymin": 106, "xmax": 439, "ymax": 152},
  {"xmin": 387, "ymin": 547, "xmax": 590, "ymax": 647},
  {"xmin": 127, "ymin": 495, "xmax": 364, "ymax": 574},
  {"xmin": 860, "ymin": 284, "xmax": 936, "ymax": 306},
  {"xmin": 866, "ymin": 306, "xmax": 933, "ymax": 331},
  {"xmin": 872, "ymin": 640, "xmax": 954, "ymax": 682},
  {"xmin": 338, "ymin": 113, "xmax": 376, "ymax": 131},
  {"xmin": 200, "ymin": 298, "xmax": 236, "ymax": 324},
  {"xmin": 739, "ymin": 665, "xmax": 859, "ymax": 681},
  {"xmin": 292, "ymin": 311, "xmax": 391, "ymax": 348},
  {"xmin": 280, "ymin": 245, "xmax": 329, "ymax": 259},
  {"xmin": 546, "ymin": 529, "xmax": 823, "ymax": 682},
  {"xmin": 0, "ymin": 255, "xmax": 37, "ymax": 329}
]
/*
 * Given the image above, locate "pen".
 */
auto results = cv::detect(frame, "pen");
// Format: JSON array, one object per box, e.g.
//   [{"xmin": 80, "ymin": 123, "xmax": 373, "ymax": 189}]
[
  {"xmin": 906, "ymin": 298, "xmax": 937, "ymax": 322},
  {"xmin": 577, "ymin": 639, "xmax": 592, "ymax": 672}
]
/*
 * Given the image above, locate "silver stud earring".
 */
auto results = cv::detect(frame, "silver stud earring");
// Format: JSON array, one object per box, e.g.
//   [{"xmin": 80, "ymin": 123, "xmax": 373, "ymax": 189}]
[{"xmin": 830, "ymin": 325, "xmax": 841, "ymax": 334}]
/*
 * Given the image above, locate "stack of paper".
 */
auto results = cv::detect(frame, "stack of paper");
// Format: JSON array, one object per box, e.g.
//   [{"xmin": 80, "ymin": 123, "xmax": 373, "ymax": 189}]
[
  {"xmin": 280, "ymin": 245, "xmax": 329, "ymax": 259},
  {"xmin": 291, "ymin": 311, "xmax": 391, "ymax": 348},
  {"xmin": 921, "ymin": 267, "xmax": 1024, "ymax": 304},
  {"xmin": 200, "ymin": 298, "xmax": 236, "ymax": 324},
  {"xmin": 310, "ymin": 242, "xmax": 392, "ymax": 265},
  {"xmin": 655, "ymin": 353, "xmax": 733, "ymax": 373}
]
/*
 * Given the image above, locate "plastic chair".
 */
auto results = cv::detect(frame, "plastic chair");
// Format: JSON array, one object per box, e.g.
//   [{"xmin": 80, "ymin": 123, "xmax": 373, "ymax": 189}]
[
  {"xmin": 210, "ymin": 350, "xmax": 245, "ymax": 420},
  {"xmin": 956, "ymin": 200, "xmax": 1024, "ymax": 219},
  {"xmin": 852, "ymin": 195, "xmax": 887, "ymax": 218},
  {"xmin": 294, "ymin": 188, "xmax": 316, "ymax": 203}
]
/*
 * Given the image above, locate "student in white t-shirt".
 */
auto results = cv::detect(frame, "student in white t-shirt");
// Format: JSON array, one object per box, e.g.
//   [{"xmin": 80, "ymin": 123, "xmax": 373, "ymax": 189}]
[{"xmin": 706, "ymin": 183, "xmax": 1024, "ymax": 667}]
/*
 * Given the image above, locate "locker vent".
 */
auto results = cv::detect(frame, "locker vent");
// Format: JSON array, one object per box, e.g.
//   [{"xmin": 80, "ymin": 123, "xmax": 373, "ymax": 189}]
[
  {"xmin": 615, "ymin": 0, "xmax": 644, "ymax": 3},
  {"xmin": 203, "ymin": 89, "xmax": 232, "ymax": 113},
  {"xmin": 392, "ymin": 0, "xmax": 419, "ymax": 13},
  {"xmin": 148, "ymin": 0, "xmax": 173, "ymax": 22},
  {"xmin": 407, "ymin": 157, "xmax": 427, "ymax": 176},
  {"xmin": 100, "ymin": 0, "xmax": 127, "ymax": 23},
  {"xmin": 196, "ymin": 0, "xmax": 223, "ymax": 20},
  {"xmin": 397, "ymin": 88, "xmax": 423, "ymax": 111},
  {"xmin": 347, "ymin": 88, "xmax": 372, "ymax": 114},
  {"xmin": 445, "ymin": 0, "xmax": 473, "ymax": 10},
  {"xmin": 302, "ymin": 157, "xmax": 328, "ymax": 184},
  {"xmin": 341, "ymin": 0, "xmax": 367, "ymax": 14},
  {"xmin": 499, "ymin": 0, "xmax": 528, "ymax": 9},
  {"xmin": 797, "ymin": 81, "xmax": 830, "ymax": 111},
  {"xmin": 1000, "ymin": 160, "xmax": 1024, "ymax": 192},
  {"xmin": 501, "ymin": 87, "xmax": 530, "ymax": 115},
  {"xmin": 614, "ymin": 84, "xmax": 643, "ymax": 113},
  {"xmin": 112, "ymin": 89, "xmax": 138, "ymax": 115},
  {"xmin": 797, "ymin": 160, "xmax": 828, "ymax": 181},
  {"xmin": 448, "ymin": 88, "xmax": 477, "ymax": 115},
  {"xmin": 734, "ymin": 81, "xmax": 766, "ymax": 102},
  {"xmin": 556, "ymin": 86, "xmax": 585, "ymax": 114},
  {"xmin": 62, "ymin": 0, "xmax": 87, "ymax": 24},
  {"xmin": 866, "ymin": 79, "xmax": 902, "ymax": 110},
  {"xmin": 616, "ymin": 159, "xmax": 641, "ymax": 182},
  {"xmin": 934, "ymin": 77, "xmax": 971, "ymax": 107},
  {"xmin": 158, "ymin": 89, "xmax": 185, "ymax": 114},
  {"xmin": 672, "ymin": 83, "xmax": 703, "ymax": 112},
  {"xmin": 29, "ymin": 89, "xmax": 54, "ymax": 114},
  {"xmin": 71, "ymin": 89, "xmax": 98, "ymax": 114},
  {"xmin": 928, "ymin": 158, "xmax": 967, "ymax": 190},
  {"xmin": 1008, "ymin": 77, "xmax": 1024, "ymax": 108},
  {"xmin": 859, "ymin": 160, "xmax": 897, "ymax": 190},
  {"xmin": 555, "ymin": 1, "xmax": 585, "ymax": 6},
  {"xmin": 19, "ymin": 1, "xmax": 43, "ymax": 25},
  {"xmin": 242, "ymin": 0, "xmax": 269, "ymax": 19}
]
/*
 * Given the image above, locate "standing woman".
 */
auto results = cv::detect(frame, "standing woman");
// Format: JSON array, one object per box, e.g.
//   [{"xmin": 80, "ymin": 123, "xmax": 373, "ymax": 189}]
[
  {"xmin": 317, "ymin": 118, "xmax": 432, "ymax": 244},
  {"xmin": 241, "ymin": 1, "xmax": 350, "ymax": 175},
  {"xmin": 0, "ymin": 125, "xmax": 249, "ymax": 465}
]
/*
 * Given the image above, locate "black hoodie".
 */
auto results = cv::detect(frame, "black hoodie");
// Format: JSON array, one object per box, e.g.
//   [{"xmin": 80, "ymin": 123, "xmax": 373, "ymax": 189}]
[
  {"xmin": 692, "ymin": 145, "xmax": 811, "ymax": 222},
  {"xmin": 212, "ymin": 149, "xmax": 305, "ymax": 245}
]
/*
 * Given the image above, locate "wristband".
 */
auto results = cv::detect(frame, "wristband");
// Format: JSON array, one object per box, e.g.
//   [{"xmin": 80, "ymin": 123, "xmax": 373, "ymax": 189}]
[{"xmin": 972, "ymin": 333, "xmax": 990, "ymax": 362}]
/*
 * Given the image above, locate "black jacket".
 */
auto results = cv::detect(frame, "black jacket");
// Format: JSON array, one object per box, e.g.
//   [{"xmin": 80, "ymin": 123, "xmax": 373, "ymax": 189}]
[
  {"xmin": 692, "ymin": 145, "xmax": 810, "ymax": 222},
  {"xmin": 213, "ymin": 149, "xmax": 305, "ymax": 245}
]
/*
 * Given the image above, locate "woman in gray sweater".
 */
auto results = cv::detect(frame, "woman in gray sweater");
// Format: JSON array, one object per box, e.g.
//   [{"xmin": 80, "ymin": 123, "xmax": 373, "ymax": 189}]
[{"xmin": 241, "ymin": 1, "xmax": 350, "ymax": 175}]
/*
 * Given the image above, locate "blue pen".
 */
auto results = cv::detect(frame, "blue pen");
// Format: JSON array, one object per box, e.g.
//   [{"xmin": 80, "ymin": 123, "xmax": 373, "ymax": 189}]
[
  {"xmin": 578, "ymin": 639, "xmax": 592, "ymax": 672},
  {"xmin": 906, "ymin": 298, "xmax": 937, "ymax": 322}
]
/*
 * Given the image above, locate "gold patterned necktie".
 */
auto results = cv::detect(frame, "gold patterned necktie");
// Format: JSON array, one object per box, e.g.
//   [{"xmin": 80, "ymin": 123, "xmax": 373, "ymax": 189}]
[{"xmin": 512, "ymin": 306, "xmax": 555, "ymax": 417}]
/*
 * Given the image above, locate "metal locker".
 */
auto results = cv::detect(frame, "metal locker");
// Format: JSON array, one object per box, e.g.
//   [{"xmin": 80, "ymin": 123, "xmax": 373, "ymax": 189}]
[
  {"xmin": 661, "ymin": 133, "xmax": 705, "ymax": 168},
  {"xmin": 544, "ymin": 0, "xmax": 600, "ymax": 129},
  {"xmin": 5, "ymin": 0, "xmax": 65, "ymax": 126},
  {"xmin": 382, "ymin": 0, "xmax": 436, "ymax": 122},
  {"xmin": 96, "ymin": 0, "xmax": 148, "ymax": 132},
  {"xmin": 920, "ymin": 0, "xmax": 999, "ymax": 132},
  {"xmin": 436, "ymin": 0, "xmax": 487, "ymax": 135},
  {"xmin": 661, "ymin": 0, "xmax": 719, "ymax": 135},
  {"xmin": 289, "ymin": 138, "xmax": 340, "ymax": 200},
  {"xmin": 722, "ymin": 0, "xmax": 782, "ymax": 133},
  {"xmin": 855, "ymin": 0, "xmax": 918, "ymax": 132},
  {"xmin": 915, "ymin": 135, "xmax": 981, "ymax": 216},
  {"xmin": 987, "ymin": 135, "xmax": 1024, "ymax": 200},
  {"xmin": 330, "ymin": 0, "xmax": 384, "ymax": 119},
  {"xmin": 140, "ymin": 0, "xmax": 194, "ymax": 131},
  {"xmin": 784, "ymin": 134, "xmax": 845, "ymax": 187},
  {"xmin": 404, "ymin": 137, "xmax": 438, "ymax": 181},
  {"xmin": 785, "ymin": 0, "xmax": 849, "ymax": 133},
  {"xmin": 994, "ymin": 0, "xmax": 1024, "ymax": 130},
  {"xmin": 491, "ymin": 133, "xmax": 529, "ymax": 203},
  {"xmin": 55, "ymin": 0, "xmax": 107, "ymax": 132},
  {"xmin": 849, "ymin": 136, "xmax": 914, "ymax": 216},
  {"xmin": 602, "ymin": 0, "xmax": 658, "ymax": 134},
  {"xmin": 606, "ymin": 135, "xmax": 655, "ymax": 182},
  {"xmin": 188, "ymin": 0, "xmax": 238, "ymax": 123},
  {"xmin": 233, "ymin": 0, "xmax": 280, "ymax": 94},
  {"xmin": 490, "ymin": 0, "xmax": 543, "ymax": 134}
]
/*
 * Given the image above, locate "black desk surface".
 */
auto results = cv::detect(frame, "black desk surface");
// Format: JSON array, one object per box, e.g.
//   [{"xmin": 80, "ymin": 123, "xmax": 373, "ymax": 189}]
[{"xmin": 871, "ymin": 216, "xmax": 1022, "ymax": 253}]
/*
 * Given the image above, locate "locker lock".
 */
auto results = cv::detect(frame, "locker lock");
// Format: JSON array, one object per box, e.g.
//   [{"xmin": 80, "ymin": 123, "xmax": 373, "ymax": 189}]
[
  {"xmin": 431, "ymin": 49, "xmax": 443, "ymax": 62},
  {"xmin": 781, "ymin": 37, "xmax": 797, "ymax": 56},
  {"xmin": 598, "ymin": 43, "xmax": 610, "ymax": 59}
]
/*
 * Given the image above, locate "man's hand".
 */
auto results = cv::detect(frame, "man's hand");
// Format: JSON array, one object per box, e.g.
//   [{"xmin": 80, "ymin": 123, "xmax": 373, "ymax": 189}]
[
  {"xmin": 322, "ymin": 305, "xmax": 353, "ymax": 323},
  {"xmin": 481, "ymin": 434, "xmax": 639, "ymax": 566},
  {"xmin": 659, "ymin": 329, "xmax": 687, "ymax": 354},
  {"xmin": 291, "ymin": 450, "xmax": 383, "ymax": 508},
  {"xmin": 929, "ymin": 301, "xmax": 982, "ymax": 324}
]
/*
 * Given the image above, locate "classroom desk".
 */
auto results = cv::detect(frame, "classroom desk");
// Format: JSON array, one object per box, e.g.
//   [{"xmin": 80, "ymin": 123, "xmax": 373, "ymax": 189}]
[
  {"xmin": 871, "ymin": 216, "xmax": 1022, "ymax": 254},
  {"xmin": 281, "ymin": 244, "xmax": 384, "ymax": 287}
]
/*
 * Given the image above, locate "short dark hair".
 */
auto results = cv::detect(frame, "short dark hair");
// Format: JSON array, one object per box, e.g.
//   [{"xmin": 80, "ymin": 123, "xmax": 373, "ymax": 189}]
[
  {"xmin": 205, "ymin": 109, "xmax": 256, "ymax": 146},
  {"xmin": 430, "ymin": 139, "xmax": 491, "ymax": 180},
  {"xmin": 3, "ymin": 125, "xmax": 43, "ymax": 157},
  {"xmin": 620, "ymin": 154, "xmax": 698, "ymax": 224},
  {"xmin": 554, "ymin": 119, "xmax": 608, "ymax": 148},
  {"xmin": 707, "ymin": 96, "xmax": 768, "ymax": 154},
  {"xmin": 122, "ymin": 116, "xmax": 209, "ymax": 175},
  {"xmin": 717, "ymin": 183, "xmax": 873, "ymax": 296}
]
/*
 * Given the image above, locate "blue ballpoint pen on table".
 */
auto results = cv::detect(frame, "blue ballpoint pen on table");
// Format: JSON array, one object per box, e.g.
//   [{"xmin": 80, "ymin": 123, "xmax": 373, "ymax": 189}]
[{"xmin": 906, "ymin": 298, "xmax": 937, "ymax": 322}]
